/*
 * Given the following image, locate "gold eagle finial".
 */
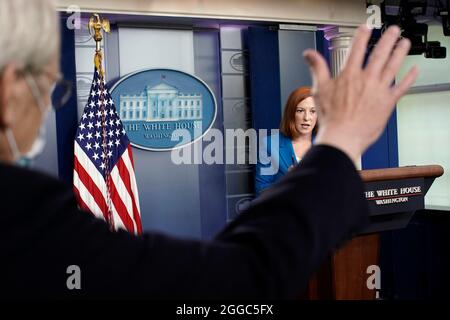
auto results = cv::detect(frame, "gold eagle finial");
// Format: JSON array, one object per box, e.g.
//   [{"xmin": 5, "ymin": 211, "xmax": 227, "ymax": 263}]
[{"xmin": 88, "ymin": 14, "xmax": 110, "ymax": 77}]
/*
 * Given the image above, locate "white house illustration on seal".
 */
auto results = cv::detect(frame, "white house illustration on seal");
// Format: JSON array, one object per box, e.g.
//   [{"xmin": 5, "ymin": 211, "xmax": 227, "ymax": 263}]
[{"xmin": 119, "ymin": 82, "xmax": 203, "ymax": 122}]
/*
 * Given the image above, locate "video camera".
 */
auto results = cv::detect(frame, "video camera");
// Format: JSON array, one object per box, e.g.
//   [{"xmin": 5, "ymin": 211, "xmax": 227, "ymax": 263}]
[{"xmin": 376, "ymin": 0, "xmax": 447, "ymax": 58}]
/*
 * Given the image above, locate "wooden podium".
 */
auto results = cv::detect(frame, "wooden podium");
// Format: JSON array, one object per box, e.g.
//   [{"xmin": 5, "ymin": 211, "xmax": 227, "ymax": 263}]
[{"xmin": 305, "ymin": 165, "xmax": 444, "ymax": 300}]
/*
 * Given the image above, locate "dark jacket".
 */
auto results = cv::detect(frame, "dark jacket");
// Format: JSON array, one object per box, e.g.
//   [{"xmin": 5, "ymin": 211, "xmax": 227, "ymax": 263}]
[{"xmin": 0, "ymin": 145, "xmax": 368, "ymax": 299}]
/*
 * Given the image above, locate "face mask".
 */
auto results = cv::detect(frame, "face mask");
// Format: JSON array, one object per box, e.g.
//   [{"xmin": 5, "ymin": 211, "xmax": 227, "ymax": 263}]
[
  {"xmin": 4, "ymin": 75, "xmax": 52, "ymax": 167},
  {"xmin": 4, "ymin": 111, "xmax": 49, "ymax": 167}
]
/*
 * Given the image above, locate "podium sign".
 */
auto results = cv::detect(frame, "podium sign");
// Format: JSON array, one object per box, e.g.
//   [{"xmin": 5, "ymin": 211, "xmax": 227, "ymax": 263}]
[
  {"xmin": 365, "ymin": 178, "xmax": 424, "ymax": 214},
  {"xmin": 361, "ymin": 178, "xmax": 426, "ymax": 234},
  {"xmin": 359, "ymin": 167, "xmax": 440, "ymax": 235}
]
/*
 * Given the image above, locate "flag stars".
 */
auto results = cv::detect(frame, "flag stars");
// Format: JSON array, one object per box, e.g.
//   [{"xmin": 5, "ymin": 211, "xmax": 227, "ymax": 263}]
[{"xmin": 77, "ymin": 72, "xmax": 132, "ymax": 174}]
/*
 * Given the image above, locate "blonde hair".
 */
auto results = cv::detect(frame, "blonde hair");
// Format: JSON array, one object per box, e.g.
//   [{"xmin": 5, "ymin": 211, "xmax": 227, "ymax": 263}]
[{"xmin": 0, "ymin": 0, "xmax": 59, "ymax": 74}]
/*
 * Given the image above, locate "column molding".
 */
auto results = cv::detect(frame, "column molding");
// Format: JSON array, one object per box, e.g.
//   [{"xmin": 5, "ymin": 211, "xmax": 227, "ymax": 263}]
[
  {"xmin": 323, "ymin": 26, "xmax": 356, "ymax": 77},
  {"xmin": 323, "ymin": 26, "xmax": 362, "ymax": 169}
]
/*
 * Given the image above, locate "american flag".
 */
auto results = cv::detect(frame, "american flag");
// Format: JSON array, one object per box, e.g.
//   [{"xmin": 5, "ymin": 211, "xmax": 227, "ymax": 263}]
[{"xmin": 73, "ymin": 68, "xmax": 142, "ymax": 235}]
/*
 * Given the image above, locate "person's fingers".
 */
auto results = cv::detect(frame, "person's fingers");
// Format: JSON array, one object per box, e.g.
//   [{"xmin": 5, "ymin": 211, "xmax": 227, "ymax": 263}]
[
  {"xmin": 366, "ymin": 25, "xmax": 401, "ymax": 76},
  {"xmin": 390, "ymin": 66, "xmax": 419, "ymax": 103},
  {"xmin": 344, "ymin": 25, "xmax": 372, "ymax": 73},
  {"xmin": 303, "ymin": 50, "xmax": 331, "ymax": 92},
  {"xmin": 380, "ymin": 38, "xmax": 411, "ymax": 85}
]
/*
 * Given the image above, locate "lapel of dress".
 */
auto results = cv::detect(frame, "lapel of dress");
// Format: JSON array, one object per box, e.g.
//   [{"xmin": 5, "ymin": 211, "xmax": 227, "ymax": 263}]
[{"xmin": 279, "ymin": 134, "xmax": 296, "ymax": 171}]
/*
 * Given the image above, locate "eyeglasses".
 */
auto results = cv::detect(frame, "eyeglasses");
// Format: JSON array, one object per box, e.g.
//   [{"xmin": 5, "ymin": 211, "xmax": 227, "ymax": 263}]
[
  {"xmin": 42, "ymin": 71, "xmax": 73, "ymax": 110},
  {"xmin": 22, "ymin": 68, "xmax": 73, "ymax": 110},
  {"xmin": 51, "ymin": 76, "xmax": 73, "ymax": 110}
]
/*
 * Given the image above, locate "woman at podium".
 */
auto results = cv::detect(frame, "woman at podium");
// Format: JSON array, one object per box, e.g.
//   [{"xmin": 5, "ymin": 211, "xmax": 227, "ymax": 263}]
[{"xmin": 255, "ymin": 86, "xmax": 318, "ymax": 195}]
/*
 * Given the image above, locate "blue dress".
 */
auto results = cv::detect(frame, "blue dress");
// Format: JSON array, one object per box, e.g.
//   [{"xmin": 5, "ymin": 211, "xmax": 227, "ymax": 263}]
[{"xmin": 255, "ymin": 133, "xmax": 298, "ymax": 195}]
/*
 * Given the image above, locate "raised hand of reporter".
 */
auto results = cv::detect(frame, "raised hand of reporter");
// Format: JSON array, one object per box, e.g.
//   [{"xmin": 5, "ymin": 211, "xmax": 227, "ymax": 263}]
[{"xmin": 303, "ymin": 25, "xmax": 418, "ymax": 164}]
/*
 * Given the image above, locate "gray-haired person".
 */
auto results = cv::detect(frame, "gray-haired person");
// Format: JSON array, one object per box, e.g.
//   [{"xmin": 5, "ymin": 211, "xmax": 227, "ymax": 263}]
[{"xmin": 0, "ymin": 0, "xmax": 417, "ymax": 298}]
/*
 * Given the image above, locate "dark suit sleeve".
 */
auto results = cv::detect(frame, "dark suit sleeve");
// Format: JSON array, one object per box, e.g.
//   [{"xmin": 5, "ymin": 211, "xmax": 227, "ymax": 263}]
[{"xmin": 39, "ymin": 145, "xmax": 369, "ymax": 299}]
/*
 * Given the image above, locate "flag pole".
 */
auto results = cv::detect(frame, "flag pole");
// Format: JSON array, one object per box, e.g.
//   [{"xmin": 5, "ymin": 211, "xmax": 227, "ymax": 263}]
[
  {"xmin": 88, "ymin": 14, "xmax": 115, "ymax": 230},
  {"xmin": 73, "ymin": 14, "xmax": 142, "ymax": 235}
]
